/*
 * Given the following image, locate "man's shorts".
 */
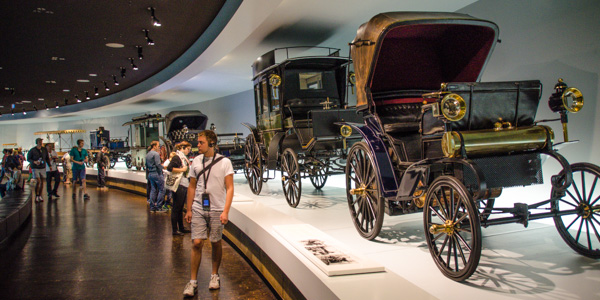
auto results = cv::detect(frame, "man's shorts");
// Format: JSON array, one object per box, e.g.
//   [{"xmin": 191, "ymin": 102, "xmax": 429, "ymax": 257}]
[
  {"xmin": 191, "ymin": 202, "xmax": 224, "ymax": 243},
  {"xmin": 72, "ymin": 168, "xmax": 86, "ymax": 183},
  {"xmin": 32, "ymin": 168, "xmax": 46, "ymax": 180}
]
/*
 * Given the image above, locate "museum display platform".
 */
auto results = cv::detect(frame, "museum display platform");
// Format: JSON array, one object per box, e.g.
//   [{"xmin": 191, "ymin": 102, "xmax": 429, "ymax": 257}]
[{"xmin": 89, "ymin": 164, "xmax": 599, "ymax": 300}]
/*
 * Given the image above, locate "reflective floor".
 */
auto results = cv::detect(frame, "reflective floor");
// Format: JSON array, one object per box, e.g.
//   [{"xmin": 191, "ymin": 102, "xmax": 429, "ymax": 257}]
[{"xmin": 0, "ymin": 183, "xmax": 277, "ymax": 300}]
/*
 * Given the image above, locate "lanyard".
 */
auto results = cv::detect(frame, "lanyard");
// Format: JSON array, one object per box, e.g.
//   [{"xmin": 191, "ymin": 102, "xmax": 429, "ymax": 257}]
[{"xmin": 202, "ymin": 155, "xmax": 216, "ymax": 188}]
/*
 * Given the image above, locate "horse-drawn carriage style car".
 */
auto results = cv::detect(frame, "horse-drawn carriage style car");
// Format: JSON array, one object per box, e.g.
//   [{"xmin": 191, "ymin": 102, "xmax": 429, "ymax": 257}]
[
  {"xmin": 342, "ymin": 12, "xmax": 598, "ymax": 281},
  {"xmin": 244, "ymin": 47, "xmax": 362, "ymax": 207}
]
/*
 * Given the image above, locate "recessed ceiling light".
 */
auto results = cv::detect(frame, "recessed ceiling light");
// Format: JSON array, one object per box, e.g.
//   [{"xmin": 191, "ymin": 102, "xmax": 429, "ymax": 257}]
[
  {"xmin": 22, "ymin": 100, "xmax": 31, "ymax": 103},
  {"xmin": 38, "ymin": 98, "xmax": 45, "ymax": 101},
  {"xmin": 89, "ymin": 74, "xmax": 97, "ymax": 77},
  {"xmin": 51, "ymin": 57, "xmax": 66, "ymax": 61},
  {"xmin": 77, "ymin": 79, "xmax": 90, "ymax": 83},
  {"xmin": 45, "ymin": 80, "xmax": 56, "ymax": 84},
  {"xmin": 106, "ymin": 43, "xmax": 125, "ymax": 48},
  {"xmin": 63, "ymin": 89, "xmax": 70, "ymax": 92}
]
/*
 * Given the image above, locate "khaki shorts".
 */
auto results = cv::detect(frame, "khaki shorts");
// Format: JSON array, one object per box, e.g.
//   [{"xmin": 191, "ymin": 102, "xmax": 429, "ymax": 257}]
[
  {"xmin": 191, "ymin": 202, "xmax": 224, "ymax": 243},
  {"xmin": 33, "ymin": 168, "xmax": 46, "ymax": 180}
]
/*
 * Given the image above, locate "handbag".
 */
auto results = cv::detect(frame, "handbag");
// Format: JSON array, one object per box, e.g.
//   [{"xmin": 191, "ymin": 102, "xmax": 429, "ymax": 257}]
[{"xmin": 164, "ymin": 171, "xmax": 183, "ymax": 192}]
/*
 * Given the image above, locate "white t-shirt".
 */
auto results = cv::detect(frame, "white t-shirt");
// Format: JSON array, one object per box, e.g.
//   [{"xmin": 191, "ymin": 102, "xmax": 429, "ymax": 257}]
[
  {"xmin": 62, "ymin": 153, "xmax": 71, "ymax": 168},
  {"xmin": 46, "ymin": 150, "xmax": 58, "ymax": 172},
  {"xmin": 188, "ymin": 154, "xmax": 234, "ymax": 211}
]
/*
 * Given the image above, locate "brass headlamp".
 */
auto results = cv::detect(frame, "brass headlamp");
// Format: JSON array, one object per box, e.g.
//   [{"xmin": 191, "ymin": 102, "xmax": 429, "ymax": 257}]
[
  {"xmin": 269, "ymin": 74, "xmax": 281, "ymax": 87},
  {"xmin": 440, "ymin": 93, "xmax": 467, "ymax": 122},
  {"xmin": 547, "ymin": 78, "xmax": 584, "ymax": 142}
]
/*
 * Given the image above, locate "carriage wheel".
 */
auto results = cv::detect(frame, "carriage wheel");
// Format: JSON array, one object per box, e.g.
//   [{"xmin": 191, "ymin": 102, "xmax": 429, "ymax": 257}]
[
  {"xmin": 125, "ymin": 154, "xmax": 132, "ymax": 169},
  {"xmin": 109, "ymin": 153, "xmax": 117, "ymax": 169},
  {"xmin": 345, "ymin": 142, "xmax": 384, "ymax": 240},
  {"xmin": 244, "ymin": 134, "xmax": 263, "ymax": 195},
  {"xmin": 281, "ymin": 148, "xmax": 302, "ymax": 207},
  {"xmin": 552, "ymin": 163, "xmax": 600, "ymax": 258},
  {"xmin": 424, "ymin": 176, "xmax": 482, "ymax": 281},
  {"xmin": 309, "ymin": 160, "xmax": 329, "ymax": 189}
]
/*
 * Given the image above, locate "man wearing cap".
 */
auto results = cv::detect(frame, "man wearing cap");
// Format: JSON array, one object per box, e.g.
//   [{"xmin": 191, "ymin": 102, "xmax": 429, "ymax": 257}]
[{"xmin": 27, "ymin": 138, "xmax": 48, "ymax": 202}]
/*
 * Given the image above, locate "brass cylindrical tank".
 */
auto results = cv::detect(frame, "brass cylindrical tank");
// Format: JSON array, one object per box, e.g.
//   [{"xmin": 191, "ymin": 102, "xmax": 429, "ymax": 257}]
[{"xmin": 442, "ymin": 125, "xmax": 554, "ymax": 158}]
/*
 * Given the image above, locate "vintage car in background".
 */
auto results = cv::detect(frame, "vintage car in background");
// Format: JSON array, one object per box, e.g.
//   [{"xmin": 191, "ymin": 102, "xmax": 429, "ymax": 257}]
[
  {"xmin": 243, "ymin": 46, "xmax": 362, "ymax": 207},
  {"xmin": 342, "ymin": 12, "xmax": 596, "ymax": 281},
  {"xmin": 88, "ymin": 126, "xmax": 129, "ymax": 168}
]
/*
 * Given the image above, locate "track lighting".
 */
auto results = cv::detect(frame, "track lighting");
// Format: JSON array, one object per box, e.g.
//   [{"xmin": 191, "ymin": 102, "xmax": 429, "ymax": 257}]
[
  {"xmin": 120, "ymin": 67, "xmax": 126, "ymax": 78},
  {"xmin": 148, "ymin": 7, "xmax": 161, "ymax": 27},
  {"xmin": 11, "ymin": 108, "xmax": 14, "ymax": 116},
  {"xmin": 85, "ymin": 91, "xmax": 90, "ymax": 100},
  {"xmin": 76, "ymin": 95, "xmax": 81, "ymax": 103},
  {"xmin": 94, "ymin": 86, "xmax": 99, "ymax": 96},
  {"xmin": 45, "ymin": 103, "xmax": 49, "ymax": 110},
  {"xmin": 55, "ymin": 101, "xmax": 59, "ymax": 108},
  {"xmin": 137, "ymin": 46, "xmax": 143, "ymax": 60},
  {"xmin": 104, "ymin": 81, "xmax": 110, "ymax": 91},
  {"xmin": 113, "ymin": 75, "xmax": 119, "ymax": 86},
  {"xmin": 22, "ymin": 108, "xmax": 26, "ymax": 115},
  {"xmin": 129, "ymin": 58, "xmax": 138, "ymax": 70},
  {"xmin": 143, "ymin": 29, "xmax": 154, "ymax": 45}
]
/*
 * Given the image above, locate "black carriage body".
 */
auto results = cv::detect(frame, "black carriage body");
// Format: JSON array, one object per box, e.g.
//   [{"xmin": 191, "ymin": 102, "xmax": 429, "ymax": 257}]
[
  {"xmin": 250, "ymin": 47, "xmax": 361, "ymax": 167},
  {"xmin": 346, "ymin": 11, "xmax": 598, "ymax": 282}
]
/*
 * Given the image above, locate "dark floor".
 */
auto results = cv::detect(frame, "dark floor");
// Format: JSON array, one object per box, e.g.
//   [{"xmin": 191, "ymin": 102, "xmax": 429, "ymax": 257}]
[{"xmin": 0, "ymin": 183, "xmax": 277, "ymax": 300}]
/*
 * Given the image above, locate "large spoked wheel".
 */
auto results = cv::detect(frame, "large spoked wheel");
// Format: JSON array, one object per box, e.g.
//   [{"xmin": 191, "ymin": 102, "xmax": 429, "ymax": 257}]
[
  {"xmin": 345, "ymin": 142, "xmax": 385, "ymax": 240},
  {"xmin": 244, "ymin": 134, "xmax": 263, "ymax": 195},
  {"xmin": 125, "ymin": 154, "xmax": 132, "ymax": 169},
  {"xmin": 308, "ymin": 159, "xmax": 329, "ymax": 189},
  {"xmin": 424, "ymin": 176, "xmax": 482, "ymax": 282},
  {"xmin": 109, "ymin": 153, "xmax": 117, "ymax": 169},
  {"xmin": 281, "ymin": 148, "xmax": 302, "ymax": 208},
  {"xmin": 552, "ymin": 162, "xmax": 600, "ymax": 258}
]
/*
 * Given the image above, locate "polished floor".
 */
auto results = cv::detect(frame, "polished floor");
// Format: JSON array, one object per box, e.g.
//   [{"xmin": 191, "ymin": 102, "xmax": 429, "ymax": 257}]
[{"xmin": 0, "ymin": 183, "xmax": 277, "ymax": 300}]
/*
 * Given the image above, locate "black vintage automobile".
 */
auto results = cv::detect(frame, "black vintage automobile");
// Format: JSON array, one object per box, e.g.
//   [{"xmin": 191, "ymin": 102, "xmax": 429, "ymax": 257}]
[
  {"xmin": 244, "ymin": 47, "xmax": 362, "ymax": 207},
  {"xmin": 342, "ymin": 12, "xmax": 597, "ymax": 281}
]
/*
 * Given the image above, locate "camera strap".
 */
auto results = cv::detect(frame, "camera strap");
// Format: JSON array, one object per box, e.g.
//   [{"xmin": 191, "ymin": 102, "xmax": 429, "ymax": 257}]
[{"xmin": 195, "ymin": 155, "xmax": 224, "ymax": 187}]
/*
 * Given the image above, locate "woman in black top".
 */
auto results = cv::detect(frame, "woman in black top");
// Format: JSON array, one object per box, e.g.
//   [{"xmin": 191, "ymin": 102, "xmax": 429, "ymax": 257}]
[{"xmin": 167, "ymin": 141, "xmax": 192, "ymax": 235}]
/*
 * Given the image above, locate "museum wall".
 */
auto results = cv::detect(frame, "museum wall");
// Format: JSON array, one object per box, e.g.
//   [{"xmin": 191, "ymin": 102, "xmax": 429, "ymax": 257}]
[{"xmin": 0, "ymin": 89, "xmax": 255, "ymax": 151}]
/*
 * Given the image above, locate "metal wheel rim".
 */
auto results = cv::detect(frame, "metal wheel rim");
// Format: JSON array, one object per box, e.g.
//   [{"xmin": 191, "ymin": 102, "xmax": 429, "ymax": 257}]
[
  {"xmin": 424, "ymin": 176, "xmax": 481, "ymax": 281},
  {"xmin": 552, "ymin": 163, "xmax": 600, "ymax": 258},
  {"xmin": 281, "ymin": 149, "xmax": 301, "ymax": 207},
  {"xmin": 244, "ymin": 134, "xmax": 263, "ymax": 195},
  {"xmin": 309, "ymin": 160, "xmax": 328, "ymax": 189}
]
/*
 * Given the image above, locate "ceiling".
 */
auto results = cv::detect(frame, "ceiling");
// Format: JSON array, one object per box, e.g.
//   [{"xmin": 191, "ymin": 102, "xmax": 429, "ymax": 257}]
[{"xmin": 0, "ymin": 0, "xmax": 478, "ymax": 123}]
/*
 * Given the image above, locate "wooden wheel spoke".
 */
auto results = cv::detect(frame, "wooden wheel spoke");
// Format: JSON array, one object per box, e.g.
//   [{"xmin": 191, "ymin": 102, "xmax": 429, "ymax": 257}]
[
  {"xmin": 587, "ymin": 177, "xmax": 598, "ymax": 204},
  {"xmin": 581, "ymin": 171, "xmax": 587, "ymax": 204},
  {"xmin": 429, "ymin": 205, "xmax": 447, "ymax": 223},
  {"xmin": 575, "ymin": 218, "xmax": 585, "ymax": 244},
  {"xmin": 566, "ymin": 214, "xmax": 582, "ymax": 231},
  {"xmin": 454, "ymin": 231, "xmax": 472, "ymax": 252},
  {"xmin": 585, "ymin": 219, "xmax": 592, "ymax": 250},
  {"xmin": 560, "ymin": 198, "xmax": 579, "ymax": 209}
]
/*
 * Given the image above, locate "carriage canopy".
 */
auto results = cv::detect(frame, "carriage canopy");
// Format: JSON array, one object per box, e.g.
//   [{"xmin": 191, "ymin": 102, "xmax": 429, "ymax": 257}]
[
  {"xmin": 164, "ymin": 110, "xmax": 208, "ymax": 134},
  {"xmin": 351, "ymin": 12, "xmax": 499, "ymax": 108}
]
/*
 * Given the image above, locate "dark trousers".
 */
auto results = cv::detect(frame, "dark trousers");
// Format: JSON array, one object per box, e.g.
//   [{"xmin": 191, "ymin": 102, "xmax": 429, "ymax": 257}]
[
  {"xmin": 46, "ymin": 170, "xmax": 60, "ymax": 196},
  {"xmin": 171, "ymin": 185, "xmax": 187, "ymax": 232},
  {"xmin": 97, "ymin": 166, "xmax": 106, "ymax": 187}
]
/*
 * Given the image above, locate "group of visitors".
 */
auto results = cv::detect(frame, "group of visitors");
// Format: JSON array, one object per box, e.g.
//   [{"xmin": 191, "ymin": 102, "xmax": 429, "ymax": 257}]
[
  {"xmin": 145, "ymin": 130, "xmax": 234, "ymax": 297},
  {"xmin": 0, "ymin": 147, "xmax": 25, "ymax": 198}
]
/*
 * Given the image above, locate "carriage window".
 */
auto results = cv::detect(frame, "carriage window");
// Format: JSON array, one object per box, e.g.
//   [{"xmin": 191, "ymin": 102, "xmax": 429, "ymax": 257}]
[
  {"xmin": 254, "ymin": 84, "xmax": 262, "ymax": 115},
  {"xmin": 270, "ymin": 84, "xmax": 280, "ymax": 111},
  {"xmin": 261, "ymin": 80, "xmax": 269, "ymax": 113},
  {"xmin": 299, "ymin": 72, "xmax": 323, "ymax": 90}
]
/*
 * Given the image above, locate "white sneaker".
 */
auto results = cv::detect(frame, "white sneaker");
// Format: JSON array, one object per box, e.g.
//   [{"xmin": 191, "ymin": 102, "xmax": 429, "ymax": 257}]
[
  {"xmin": 209, "ymin": 274, "xmax": 220, "ymax": 290},
  {"xmin": 183, "ymin": 281, "xmax": 197, "ymax": 297}
]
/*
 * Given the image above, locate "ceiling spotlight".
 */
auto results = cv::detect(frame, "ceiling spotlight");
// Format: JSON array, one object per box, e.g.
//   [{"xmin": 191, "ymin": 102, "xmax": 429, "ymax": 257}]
[
  {"xmin": 22, "ymin": 108, "xmax": 27, "ymax": 115},
  {"xmin": 45, "ymin": 103, "xmax": 49, "ymax": 110},
  {"xmin": 148, "ymin": 7, "xmax": 161, "ymax": 27},
  {"xmin": 75, "ymin": 95, "xmax": 81, "ymax": 103},
  {"xmin": 94, "ymin": 86, "xmax": 99, "ymax": 96},
  {"xmin": 112, "ymin": 75, "xmax": 119, "ymax": 86},
  {"xmin": 120, "ymin": 67, "xmax": 126, "ymax": 78},
  {"xmin": 55, "ymin": 101, "xmax": 59, "ymax": 108},
  {"xmin": 85, "ymin": 91, "xmax": 90, "ymax": 100},
  {"xmin": 11, "ymin": 108, "xmax": 14, "ymax": 116},
  {"xmin": 143, "ymin": 29, "xmax": 154, "ymax": 45},
  {"xmin": 129, "ymin": 58, "xmax": 138, "ymax": 70},
  {"xmin": 137, "ymin": 46, "xmax": 143, "ymax": 60},
  {"xmin": 103, "ymin": 81, "xmax": 110, "ymax": 91}
]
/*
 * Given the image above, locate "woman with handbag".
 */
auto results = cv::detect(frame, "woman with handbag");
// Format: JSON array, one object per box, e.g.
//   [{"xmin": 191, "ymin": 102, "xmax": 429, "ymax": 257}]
[{"xmin": 166, "ymin": 141, "xmax": 192, "ymax": 235}]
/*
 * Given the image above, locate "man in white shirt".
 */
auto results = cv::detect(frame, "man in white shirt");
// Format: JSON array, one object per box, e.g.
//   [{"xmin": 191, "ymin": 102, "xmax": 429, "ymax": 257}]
[{"xmin": 183, "ymin": 130, "xmax": 234, "ymax": 297}]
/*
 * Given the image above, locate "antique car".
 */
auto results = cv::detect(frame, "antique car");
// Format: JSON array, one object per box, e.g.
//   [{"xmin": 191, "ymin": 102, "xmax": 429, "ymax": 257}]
[
  {"xmin": 342, "ymin": 12, "xmax": 597, "ymax": 281},
  {"xmin": 243, "ymin": 46, "xmax": 363, "ymax": 207},
  {"xmin": 122, "ymin": 113, "xmax": 166, "ymax": 170},
  {"xmin": 88, "ymin": 126, "xmax": 129, "ymax": 168}
]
